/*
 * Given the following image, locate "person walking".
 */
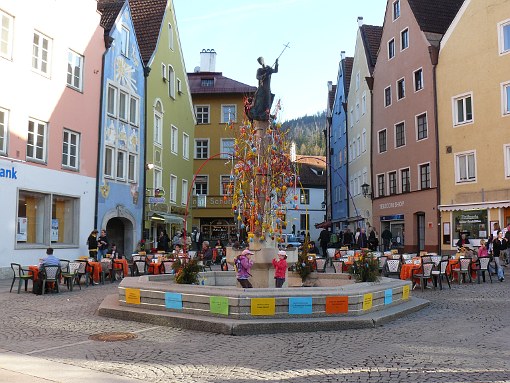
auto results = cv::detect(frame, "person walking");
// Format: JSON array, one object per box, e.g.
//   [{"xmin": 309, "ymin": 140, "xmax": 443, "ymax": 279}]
[
  {"xmin": 493, "ymin": 230, "xmax": 507, "ymax": 282},
  {"xmin": 318, "ymin": 228, "xmax": 331, "ymax": 258},
  {"xmin": 381, "ymin": 228, "xmax": 392, "ymax": 251},
  {"xmin": 272, "ymin": 250, "xmax": 288, "ymax": 288}
]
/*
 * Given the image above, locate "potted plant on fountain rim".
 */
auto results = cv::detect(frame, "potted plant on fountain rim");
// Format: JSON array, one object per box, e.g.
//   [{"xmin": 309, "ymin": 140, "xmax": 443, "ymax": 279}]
[
  {"xmin": 348, "ymin": 249, "xmax": 380, "ymax": 283},
  {"xmin": 294, "ymin": 237, "xmax": 317, "ymax": 286}
]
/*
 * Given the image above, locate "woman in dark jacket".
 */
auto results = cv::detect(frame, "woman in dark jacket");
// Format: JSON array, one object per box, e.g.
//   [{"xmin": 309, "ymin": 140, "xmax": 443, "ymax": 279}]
[{"xmin": 493, "ymin": 230, "xmax": 508, "ymax": 282}]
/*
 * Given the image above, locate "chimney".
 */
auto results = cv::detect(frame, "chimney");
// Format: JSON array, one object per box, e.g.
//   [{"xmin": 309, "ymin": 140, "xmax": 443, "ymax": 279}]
[
  {"xmin": 357, "ymin": 16, "xmax": 364, "ymax": 27},
  {"xmin": 199, "ymin": 49, "xmax": 217, "ymax": 72},
  {"xmin": 340, "ymin": 51, "xmax": 346, "ymax": 61},
  {"xmin": 290, "ymin": 142, "xmax": 296, "ymax": 162},
  {"xmin": 327, "ymin": 81, "xmax": 333, "ymax": 92}
]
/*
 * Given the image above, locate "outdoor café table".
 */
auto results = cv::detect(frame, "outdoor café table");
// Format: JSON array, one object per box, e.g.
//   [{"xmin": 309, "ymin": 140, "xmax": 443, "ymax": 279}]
[
  {"xmin": 86, "ymin": 261, "xmax": 101, "ymax": 283},
  {"xmin": 400, "ymin": 263, "xmax": 421, "ymax": 280},
  {"xmin": 148, "ymin": 260, "xmax": 161, "ymax": 275},
  {"xmin": 113, "ymin": 258, "xmax": 129, "ymax": 276},
  {"xmin": 28, "ymin": 265, "xmax": 39, "ymax": 281},
  {"xmin": 448, "ymin": 258, "xmax": 477, "ymax": 281}
]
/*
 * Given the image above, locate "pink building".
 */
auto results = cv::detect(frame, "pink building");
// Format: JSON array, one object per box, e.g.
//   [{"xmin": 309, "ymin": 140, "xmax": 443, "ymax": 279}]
[{"xmin": 371, "ymin": 0, "xmax": 463, "ymax": 252}]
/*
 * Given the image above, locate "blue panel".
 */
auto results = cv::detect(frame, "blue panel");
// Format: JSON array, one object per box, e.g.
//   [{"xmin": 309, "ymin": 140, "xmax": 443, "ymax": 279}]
[
  {"xmin": 289, "ymin": 297, "xmax": 313, "ymax": 315},
  {"xmin": 384, "ymin": 289, "xmax": 393, "ymax": 305},
  {"xmin": 165, "ymin": 292, "xmax": 183, "ymax": 309}
]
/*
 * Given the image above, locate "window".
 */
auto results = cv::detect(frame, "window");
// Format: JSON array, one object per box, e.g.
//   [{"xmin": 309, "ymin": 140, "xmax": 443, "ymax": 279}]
[
  {"xmin": 177, "ymin": 78, "xmax": 182, "ymax": 94},
  {"xmin": 349, "ymin": 108, "xmax": 354, "ymax": 127},
  {"xmin": 502, "ymin": 82, "xmax": 510, "ymax": 116},
  {"xmin": 378, "ymin": 129, "xmax": 387, "ymax": 153},
  {"xmin": 183, "ymin": 133, "xmax": 189, "ymax": 160},
  {"xmin": 505, "ymin": 145, "xmax": 510, "ymax": 178},
  {"xmin": 395, "ymin": 122, "xmax": 405, "ymax": 148},
  {"xmin": 355, "ymin": 72, "xmax": 360, "ymax": 90},
  {"xmin": 17, "ymin": 190, "xmax": 78, "ymax": 246},
  {"xmin": 453, "ymin": 93, "xmax": 473, "ymax": 125},
  {"xmin": 182, "ymin": 179, "xmax": 188, "ymax": 205},
  {"xmin": 170, "ymin": 174, "xmax": 177, "ymax": 203},
  {"xmin": 220, "ymin": 175, "xmax": 232, "ymax": 195},
  {"xmin": 201, "ymin": 78, "xmax": 214, "ymax": 87},
  {"xmin": 32, "ymin": 31, "xmax": 51, "ymax": 75},
  {"xmin": 384, "ymin": 86, "xmax": 392, "ymax": 107},
  {"xmin": 355, "ymin": 102, "xmax": 360, "ymax": 122},
  {"xmin": 300, "ymin": 189, "xmax": 310, "ymax": 204},
  {"xmin": 416, "ymin": 113, "xmax": 427, "ymax": 140},
  {"xmin": 401, "ymin": 168, "xmax": 410, "ymax": 193},
  {"xmin": 414, "ymin": 69, "xmax": 423, "ymax": 91},
  {"xmin": 195, "ymin": 139, "xmax": 209, "ymax": 159},
  {"xmin": 401, "ymin": 28, "xmax": 409, "ymax": 50},
  {"xmin": 104, "ymin": 146, "xmax": 114, "ymax": 177},
  {"xmin": 107, "ymin": 85, "xmax": 117, "ymax": 116},
  {"xmin": 377, "ymin": 174, "xmax": 385, "ymax": 197},
  {"xmin": 161, "ymin": 63, "xmax": 166, "ymax": 80},
  {"xmin": 128, "ymin": 153, "xmax": 136, "ymax": 182},
  {"xmin": 119, "ymin": 91, "xmax": 128, "ymax": 121},
  {"xmin": 356, "ymin": 135, "xmax": 361, "ymax": 157},
  {"xmin": 168, "ymin": 65, "xmax": 175, "ymax": 98},
  {"xmin": 397, "ymin": 78, "xmax": 405, "ymax": 99},
  {"xmin": 120, "ymin": 25, "xmax": 129, "ymax": 56},
  {"xmin": 0, "ymin": 107, "xmax": 8, "ymax": 155},
  {"xmin": 1, "ymin": 10, "xmax": 13, "ymax": 59},
  {"xmin": 455, "ymin": 152, "xmax": 476, "ymax": 183},
  {"xmin": 388, "ymin": 39, "xmax": 395, "ymax": 59},
  {"xmin": 499, "ymin": 20, "xmax": 510, "ymax": 54},
  {"xmin": 221, "ymin": 105, "xmax": 236, "ymax": 123},
  {"xmin": 171, "ymin": 125, "xmax": 178, "ymax": 154},
  {"xmin": 195, "ymin": 105, "xmax": 210, "ymax": 124},
  {"xmin": 361, "ymin": 92, "xmax": 366, "ymax": 115},
  {"xmin": 195, "ymin": 175, "xmax": 208, "ymax": 195},
  {"xmin": 129, "ymin": 96, "xmax": 139, "ymax": 126},
  {"xmin": 419, "ymin": 163, "xmax": 430, "ymax": 189},
  {"xmin": 221, "ymin": 138, "xmax": 235, "ymax": 159},
  {"xmin": 66, "ymin": 50, "xmax": 84, "ymax": 91},
  {"xmin": 154, "ymin": 167, "xmax": 162, "ymax": 190},
  {"xmin": 300, "ymin": 214, "xmax": 309, "ymax": 231},
  {"xmin": 393, "ymin": 0, "xmax": 400, "ymax": 20},
  {"xmin": 168, "ymin": 23, "xmax": 174, "ymax": 50},
  {"xmin": 362, "ymin": 129, "xmax": 367, "ymax": 152},
  {"xmin": 154, "ymin": 102, "xmax": 162, "ymax": 145},
  {"xmin": 116, "ymin": 150, "xmax": 126, "ymax": 180},
  {"xmin": 389, "ymin": 172, "xmax": 397, "ymax": 195},
  {"xmin": 62, "ymin": 130, "xmax": 79, "ymax": 169},
  {"xmin": 27, "ymin": 119, "xmax": 47, "ymax": 162}
]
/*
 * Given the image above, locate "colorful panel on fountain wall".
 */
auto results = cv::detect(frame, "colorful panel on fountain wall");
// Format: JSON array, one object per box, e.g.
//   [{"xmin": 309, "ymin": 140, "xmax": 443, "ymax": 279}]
[
  {"xmin": 165, "ymin": 292, "xmax": 183, "ymax": 310},
  {"xmin": 251, "ymin": 298, "xmax": 276, "ymax": 316},
  {"xmin": 384, "ymin": 289, "xmax": 393, "ymax": 305},
  {"xmin": 288, "ymin": 297, "xmax": 313, "ymax": 314},
  {"xmin": 362, "ymin": 293, "xmax": 373, "ymax": 311},
  {"xmin": 210, "ymin": 296, "xmax": 229, "ymax": 315},
  {"xmin": 325, "ymin": 296, "xmax": 349, "ymax": 314},
  {"xmin": 125, "ymin": 288, "xmax": 141, "ymax": 305}
]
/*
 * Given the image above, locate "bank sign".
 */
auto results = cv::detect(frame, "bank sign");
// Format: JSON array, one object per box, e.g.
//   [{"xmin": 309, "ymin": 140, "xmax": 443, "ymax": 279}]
[{"xmin": 0, "ymin": 166, "xmax": 17, "ymax": 180}]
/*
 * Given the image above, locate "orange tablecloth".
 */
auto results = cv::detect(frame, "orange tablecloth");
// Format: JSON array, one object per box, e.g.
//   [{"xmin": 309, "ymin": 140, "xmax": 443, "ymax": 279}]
[
  {"xmin": 29, "ymin": 265, "xmax": 39, "ymax": 281},
  {"xmin": 87, "ymin": 261, "xmax": 101, "ymax": 283},
  {"xmin": 148, "ymin": 262, "xmax": 161, "ymax": 275},
  {"xmin": 400, "ymin": 264, "xmax": 421, "ymax": 280},
  {"xmin": 113, "ymin": 259, "xmax": 129, "ymax": 276}
]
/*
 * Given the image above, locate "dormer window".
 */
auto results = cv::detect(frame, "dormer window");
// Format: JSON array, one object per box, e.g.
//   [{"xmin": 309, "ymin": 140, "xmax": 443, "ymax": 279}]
[{"xmin": 201, "ymin": 78, "xmax": 214, "ymax": 87}]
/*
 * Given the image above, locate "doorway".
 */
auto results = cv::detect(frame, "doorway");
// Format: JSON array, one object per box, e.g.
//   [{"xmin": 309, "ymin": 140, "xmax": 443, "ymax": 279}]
[
  {"xmin": 416, "ymin": 213, "xmax": 425, "ymax": 251},
  {"xmin": 106, "ymin": 217, "xmax": 134, "ymax": 257}
]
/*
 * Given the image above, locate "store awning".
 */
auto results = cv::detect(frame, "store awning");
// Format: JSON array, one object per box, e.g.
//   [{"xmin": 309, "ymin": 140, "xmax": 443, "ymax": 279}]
[
  {"xmin": 438, "ymin": 200, "xmax": 510, "ymax": 212},
  {"xmin": 314, "ymin": 220, "xmax": 332, "ymax": 229},
  {"xmin": 149, "ymin": 212, "xmax": 185, "ymax": 224}
]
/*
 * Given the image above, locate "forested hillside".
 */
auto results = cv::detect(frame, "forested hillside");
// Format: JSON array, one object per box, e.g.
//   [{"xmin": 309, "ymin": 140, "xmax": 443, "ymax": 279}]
[{"xmin": 281, "ymin": 111, "xmax": 326, "ymax": 156}]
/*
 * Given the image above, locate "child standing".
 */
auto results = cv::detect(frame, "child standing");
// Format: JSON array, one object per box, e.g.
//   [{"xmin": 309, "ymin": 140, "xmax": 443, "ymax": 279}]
[{"xmin": 272, "ymin": 250, "xmax": 288, "ymax": 288}]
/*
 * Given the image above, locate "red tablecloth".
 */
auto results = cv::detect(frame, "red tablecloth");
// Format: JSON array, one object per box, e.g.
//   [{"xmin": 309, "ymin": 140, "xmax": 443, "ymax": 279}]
[
  {"xmin": 87, "ymin": 261, "xmax": 101, "ymax": 283},
  {"xmin": 400, "ymin": 264, "xmax": 421, "ymax": 280},
  {"xmin": 29, "ymin": 265, "xmax": 39, "ymax": 281},
  {"xmin": 148, "ymin": 262, "xmax": 161, "ymax": 275},
  {"xmin": 113, "ymin": 259, "xmax": 129, "ymax": 276}
]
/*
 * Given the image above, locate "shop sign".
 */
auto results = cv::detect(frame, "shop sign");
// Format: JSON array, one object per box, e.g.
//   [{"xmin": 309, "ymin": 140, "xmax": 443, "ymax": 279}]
[
  {"xmin": 380, "ymin": 214, "xmax": 404, "ymax": 221},
  {"xmin": 379, "ymin": 200, "xmax": 404, "ymax": 210},
  {"xmin": 148, "ymin": 197, "xmax": 165, "ymax": 204},
  {"xmin": 0, "ymin": 166, "xmax": 17, "ymax": 180}
]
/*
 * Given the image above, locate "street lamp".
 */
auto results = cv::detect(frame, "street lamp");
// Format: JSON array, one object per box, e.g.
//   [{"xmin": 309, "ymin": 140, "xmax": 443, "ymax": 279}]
[
  {"xmin": 321, "ymin": 201, "xmax": 326, "ymax": 210},
  {"xmin": 361, "ymin": 183, "xmax": 372, "ymax": 199}
]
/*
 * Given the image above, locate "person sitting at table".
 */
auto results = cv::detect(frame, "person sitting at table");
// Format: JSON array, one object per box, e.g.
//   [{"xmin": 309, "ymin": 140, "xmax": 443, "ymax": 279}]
[
  {"xmin": 308, "ymin": 241, "xmax": 320, "ymax": 255},
  {"xmin": 201, "ymin": 241, "xmax": 213, "ymax": 262},
  {"xmin": 110, "ymin": 243, "xmax": 122, "ymax": 259},
  {"xmin": 173, "ymin": 244, "xmax": 183, "ymax": 255},
  {"xmin": 39, "ymin": 247, "xmax": 60, "ymax": 268},
  {"xmin": 456, "ymin": 233, "xmax": 470, "ymax": 249}
]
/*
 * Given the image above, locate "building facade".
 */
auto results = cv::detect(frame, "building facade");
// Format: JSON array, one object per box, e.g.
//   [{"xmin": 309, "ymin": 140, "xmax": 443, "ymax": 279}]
[
  {"xmin": 188, "ymin": 50, "xmax": 256, "ymax": 243},
  {"xmin": 371, "ymin": 0, "xmax": 463, "ymax": 253},
  {"xmin": 0, "ymin": 0, "xmax": 104, "ymax": 276},
  {"xmin": 96, "ymin": 1, "xmax": 146, "ymax": 256},
  {"xmin": 437, "ymin": 0, "xmax": 510, "ymax": 251},
  {"xmin": 347, "ymin": 20, "xmax": 382, "ymax": 232}
]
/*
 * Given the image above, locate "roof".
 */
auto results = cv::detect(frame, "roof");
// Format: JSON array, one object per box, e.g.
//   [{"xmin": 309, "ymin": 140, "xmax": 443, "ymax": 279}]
[
  {"xmin": 294, "ymin": 156, "xmax": 327, "ymax": 188},
  {"xmin": 187, "ymin": 72, "xmax": 256, "ymax": 95},
  {"xmin": 360, "ymin": 25, "xmax": 383, "ymax": 73},
  {"xmin": 328, "ymin": 84, "xmax": 337, "ymax": 112},
  {"xmin": 129, "ymin": 0, "xmax": 167, "ymax": 65},
  {"xmin": 408, "ymin": 0, "xmax": 464, "ymax": 34},
  {"xmin": 343, "ymin": 57, "xmax": 354, "ymax": 96},
  {"xmin": 97, "ymin": 0, "xmax": 124, "ymax": 32}
]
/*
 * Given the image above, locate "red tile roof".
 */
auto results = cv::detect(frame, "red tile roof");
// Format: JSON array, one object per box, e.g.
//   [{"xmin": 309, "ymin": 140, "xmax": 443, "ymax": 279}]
[
  {"xmin": 97, "ymin": 0, "xmax": 124, "ymax": 32},
  {"xmin": 343, "ymin": 57, "xmax": 354, "ymax": 96},
  {"xmin": 187, "ymin": 72, "xmax": 256, "ymax": 95},
  {"xmin": 328, "ymin": 84, "xmax": 337, "ymax": 112},
  {"xmin": 295, "ymin": 156, "xmax": 327, "ymax": 187}
]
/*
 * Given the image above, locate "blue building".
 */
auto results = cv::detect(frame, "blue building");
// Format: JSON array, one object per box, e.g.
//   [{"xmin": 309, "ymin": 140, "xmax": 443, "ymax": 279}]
[
  {"xmin": 96, "ymin": 1, "xmax": 146, "ymax": 255},
  {"xmin": 327, "ymin": 53, "xmax": 353, "ymax": 233}
]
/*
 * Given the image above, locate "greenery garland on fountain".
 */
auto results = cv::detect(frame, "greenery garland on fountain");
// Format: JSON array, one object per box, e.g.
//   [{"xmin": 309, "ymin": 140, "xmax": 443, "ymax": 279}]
[
  {"xmin": 172, "ymin": 258, "xmax": 200, "ymax": 284},
  {"xmin": 294, "ymin": 237, "xmax": 315, "ymax": 282},
  {"xmin": 348, "ymin": 249, "xmax": 380, "ymax": 283}
]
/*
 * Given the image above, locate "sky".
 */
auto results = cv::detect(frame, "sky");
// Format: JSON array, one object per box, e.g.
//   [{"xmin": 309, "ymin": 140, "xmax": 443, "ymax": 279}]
[{"xmin": 173, "ymin": 0, "xmax": 387, "ymax": 122}]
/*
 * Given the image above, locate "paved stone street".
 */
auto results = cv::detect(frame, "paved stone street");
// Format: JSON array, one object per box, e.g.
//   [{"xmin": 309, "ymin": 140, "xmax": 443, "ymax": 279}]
[{"xmin": 0, "ymin": 275, "xmax": 509, "ymax": 383}]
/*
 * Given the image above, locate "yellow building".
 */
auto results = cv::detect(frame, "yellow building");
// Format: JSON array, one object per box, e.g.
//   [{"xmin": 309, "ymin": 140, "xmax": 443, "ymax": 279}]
[
  {"xmin": 437, "ymin": 0, "xmax": 510, "ymax": 251},
  {"xmin": 188, "ymin": 50, "xmax": 256, "ymax": 243}
]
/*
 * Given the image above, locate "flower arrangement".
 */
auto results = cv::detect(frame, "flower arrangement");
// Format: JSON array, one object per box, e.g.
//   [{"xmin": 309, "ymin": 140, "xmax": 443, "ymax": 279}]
[
  {"xmin": 294, "ymin": 237, "xmax": 315, "ymax": 282},
  {"xmin": 172, "ymin": 258, "xmax": 200, "ymax": 284},
  {"xmin": 348, "ymin": 250, "xmax": 380, "ymax": 283},
  {"xmin": 136, "ymin": 239, "xmax": 146, "ymax": 252}
]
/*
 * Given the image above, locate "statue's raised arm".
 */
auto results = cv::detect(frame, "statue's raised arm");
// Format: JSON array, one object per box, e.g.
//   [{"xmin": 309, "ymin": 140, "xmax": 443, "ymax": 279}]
[{"xmin": 248, "ymin": 57, "xmax": 278, "ymax": 121}]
